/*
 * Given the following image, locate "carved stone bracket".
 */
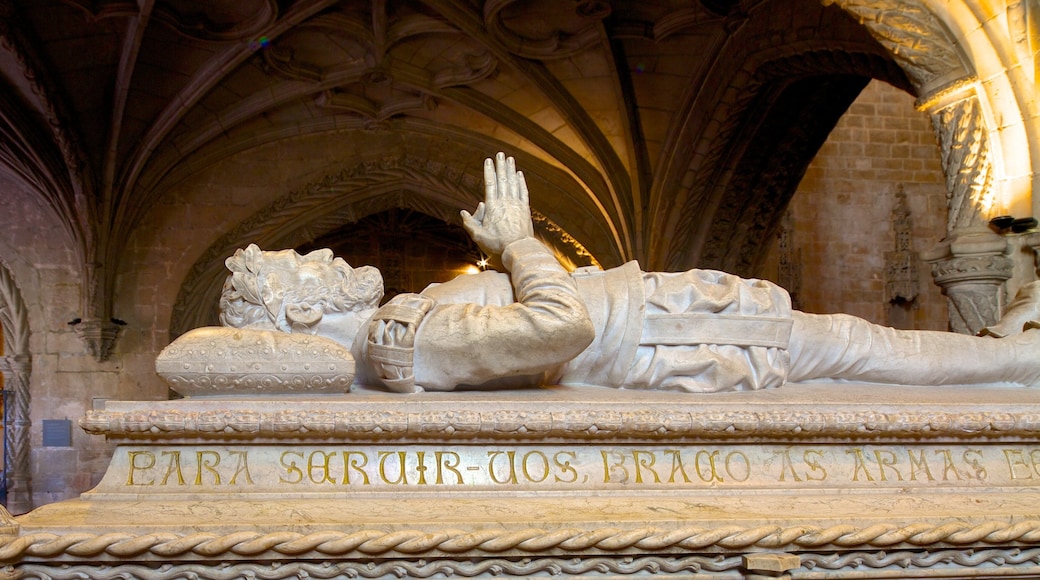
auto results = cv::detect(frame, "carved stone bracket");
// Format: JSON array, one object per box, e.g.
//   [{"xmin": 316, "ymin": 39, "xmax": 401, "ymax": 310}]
[
  {"xmin": 923, "ymin": 228, "xmax": 1012, "ymax": 334},
  {"xmin": 70, "ymin": 318, "xmax": 124, "ymax": 362}
]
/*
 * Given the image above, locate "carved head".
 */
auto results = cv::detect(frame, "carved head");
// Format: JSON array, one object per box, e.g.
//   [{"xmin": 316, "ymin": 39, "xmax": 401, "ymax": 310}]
[{"xmin": 219, "ymin": 244, "xmax": 383, "ymax": 334}]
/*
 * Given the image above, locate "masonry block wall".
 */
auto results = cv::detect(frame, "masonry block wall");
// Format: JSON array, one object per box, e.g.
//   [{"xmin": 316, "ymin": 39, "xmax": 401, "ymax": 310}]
[{"xmin": 758, "ymin": 80, "xmax": 950, "ymax": 330}]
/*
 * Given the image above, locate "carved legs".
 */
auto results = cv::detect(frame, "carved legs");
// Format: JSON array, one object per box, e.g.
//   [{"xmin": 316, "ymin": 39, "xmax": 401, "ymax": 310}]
[{"xmin": 787, "ymin": 311, "xmax": 1040, "ymax": 386}]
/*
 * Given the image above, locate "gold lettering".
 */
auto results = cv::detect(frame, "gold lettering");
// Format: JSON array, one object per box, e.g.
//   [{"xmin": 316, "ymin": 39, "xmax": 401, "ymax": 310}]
[
  {"xmin": 601, "ymin": 450, "xmax": 628, "ymax": 483},
  {"xmin": 342, "ymin": 451, "xmax": 370, "ymax": 485},
  {"xmin": 632, "ymin": 450, "xmax": 661, "ymax": 484},
  {"xmin": 279, "ymin": 451, "xmax": 304, "ymax": 484},
  {"xmin": 228, "ymin": 451, "xmax": 253, "ymax": 485},
  {"xmin": 436, "ymin": 451, "xmax": 463, "ymax": 485},
  {"xmin": 487, "ymin": 451, "xmax": 518, "ymax": 484},
  {"xmin": 378, "ymin": 451, "xmax": 409, "ymax": 485},
  {"xmin": 159, "ymin": 451, "xmax": 185, "ymax": 486},
  {"xmin": 846, "ymin": 448, "xmax": 875, "ymax": 482},
  {"xmin": 1004, "ymin": 449, "xmax": 1033, "ymax": 480},
  {"xmin": 521, "ymin": 451, "xmax": 550, "ymax": 483},
  {"xmin": 195, "ymin": 451, "xmax": 222, "ymax": 485},
  {"xmin": 1030, "ymin": 449, "xmax": 1040, "ymax": 479},
  {"xmin": 126, "ymin": 451, "xmax": 155, "ymax": 486},
  {"xmin": 963, "ymin": 449, "xmax": 987, "ymax": 480},
  {"xmin": 724, "ymin": 451, "xmax": 750, "ymax": 482},
  {"xmin": 415, "ymin": 451, "xmax": 428, "ymax": 485},
  {"xmin": 553, "ymin": 451, "xmax": 578, "ymax": 483},
  {"xmin": 694, "ymin": 450, "xmax": 723, "ymax": 483},
  {"xmin": 873, "ymin": 449, "xmax": 903, "ymax": 482},
  {"xmin": 803, "ymin": 449, "xmax": 827, "ymax": 482},
  {"xmin": 775, "ymin": 449, "xmax": 802, "ymax": 482},
  {"xmin": 307, "ymin": 451, "xmax": 336, "ymax": 484},
  {"xmin": 935, "ymin": 449, "xmax": 962, "ymax": 480},
  {"xmin": 906, "ymin": 449, "xmax": 934, "ymax": 482},
  {"xmin": 664, "ymin": 450, "xmax": 691, "ymax": 483}
]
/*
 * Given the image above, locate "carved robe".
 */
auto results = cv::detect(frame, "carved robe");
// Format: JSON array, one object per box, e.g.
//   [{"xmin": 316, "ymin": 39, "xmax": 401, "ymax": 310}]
[{"xmin": 356, "ymin": 238, "xmax": 793, "ymax": 393}]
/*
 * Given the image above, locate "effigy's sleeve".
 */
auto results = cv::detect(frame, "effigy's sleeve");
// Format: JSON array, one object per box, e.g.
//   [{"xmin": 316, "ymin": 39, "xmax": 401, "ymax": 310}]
[{"xmin": 412, "ymin": 237, "xmax": 595, "ymax": 391}]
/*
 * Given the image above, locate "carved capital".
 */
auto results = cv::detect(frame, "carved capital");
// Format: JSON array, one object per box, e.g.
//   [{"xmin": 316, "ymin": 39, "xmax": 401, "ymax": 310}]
[
  {"xmin": 923, "ymin": 229, "xmax": 1012, "ymax": 334},
  {"xmin": 71, "ymin": 318, "xmax": 125, "ymax": 362}
]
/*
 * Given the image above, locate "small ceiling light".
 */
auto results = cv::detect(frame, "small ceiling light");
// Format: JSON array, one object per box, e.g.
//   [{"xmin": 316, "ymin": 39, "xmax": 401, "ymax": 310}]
[{"xmin": 477, "ymin": 257, "xmax": 489, "ymax": 270}]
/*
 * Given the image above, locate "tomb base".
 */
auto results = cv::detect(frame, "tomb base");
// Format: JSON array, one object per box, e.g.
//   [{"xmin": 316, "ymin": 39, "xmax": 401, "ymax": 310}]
[{"xmin": 4, "ymin": 383, "xmax": 1040, "ymax": 579}]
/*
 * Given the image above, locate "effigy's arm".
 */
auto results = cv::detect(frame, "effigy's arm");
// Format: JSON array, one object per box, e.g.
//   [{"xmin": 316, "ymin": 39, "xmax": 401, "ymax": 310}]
[
  {"xmin": 413, "ymin": 236, "xmax": 595, "ymax": 390},
  {"xmin": 409, "ymin": 153, "xmax": 595, "ymax": 390}
]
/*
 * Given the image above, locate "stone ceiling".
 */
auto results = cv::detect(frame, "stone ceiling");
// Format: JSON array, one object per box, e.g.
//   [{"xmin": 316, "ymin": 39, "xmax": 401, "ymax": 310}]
[{"xmin": 0, "ymin": 0, "xmax": 910, "ymax": 325}]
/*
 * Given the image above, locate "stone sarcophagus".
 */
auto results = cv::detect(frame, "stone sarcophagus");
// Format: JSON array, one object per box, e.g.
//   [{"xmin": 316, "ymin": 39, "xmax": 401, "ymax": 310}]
[{"xmin": 2, "ymin": 383, "xmax": 1040, "ymax": 579}]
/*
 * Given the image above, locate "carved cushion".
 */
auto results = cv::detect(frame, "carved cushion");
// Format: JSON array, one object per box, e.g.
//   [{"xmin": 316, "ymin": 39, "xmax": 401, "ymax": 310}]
[{"xmin": 155, "ymin": 327, "xmax": 355, "ymax": 397}]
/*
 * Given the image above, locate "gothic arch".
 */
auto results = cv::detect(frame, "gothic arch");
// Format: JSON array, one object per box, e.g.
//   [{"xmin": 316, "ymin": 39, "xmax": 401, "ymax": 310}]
[
  {"xmin": 169, "ymin": 155, "xmax": 600, "ymax": 338},
  {"xmin": 0, "ymin": 259, "xmax": 32, "ymax": 514}
]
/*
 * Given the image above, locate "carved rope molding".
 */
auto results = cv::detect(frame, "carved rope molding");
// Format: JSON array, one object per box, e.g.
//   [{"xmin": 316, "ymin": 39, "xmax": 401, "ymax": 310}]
[
  {"xmin": 79, "ymin": 407, "xmax": 1040, "ymax": 441},
  {"xmin": 14, "ymin": 549, "xmax": 1040, "ymax": 579},
  {"xmin": 2, "ymin": 521, "xmax": 1040, "ymax": 562}
]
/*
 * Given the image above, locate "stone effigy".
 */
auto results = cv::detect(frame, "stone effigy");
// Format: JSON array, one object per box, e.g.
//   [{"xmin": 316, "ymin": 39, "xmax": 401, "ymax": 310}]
[
  {"xmin": 3, "ymin": 153, "xmax": 1040, "ymax": 579},
  {"xmin": 168, "ymin": 152, "xmax": 1040, "ymax": 397}
]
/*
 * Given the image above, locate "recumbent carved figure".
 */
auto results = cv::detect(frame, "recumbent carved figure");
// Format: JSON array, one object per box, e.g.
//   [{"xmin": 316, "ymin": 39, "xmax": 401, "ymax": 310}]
[{"xmin": 218, "ymin": 153, "xmax": 1040, "ymax": 393}]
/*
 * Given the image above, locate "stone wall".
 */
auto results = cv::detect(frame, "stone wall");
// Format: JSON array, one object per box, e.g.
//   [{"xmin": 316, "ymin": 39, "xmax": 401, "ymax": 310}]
[{"xmin": 757, "ymin": 80, "xmax": 950, "ymax": 330}]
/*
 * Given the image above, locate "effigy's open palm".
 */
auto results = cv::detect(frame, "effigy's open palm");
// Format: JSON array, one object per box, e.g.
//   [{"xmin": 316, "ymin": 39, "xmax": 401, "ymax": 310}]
[{"xmin": 461, "ymin": 152, "xmax": 535, "ymax": 256}]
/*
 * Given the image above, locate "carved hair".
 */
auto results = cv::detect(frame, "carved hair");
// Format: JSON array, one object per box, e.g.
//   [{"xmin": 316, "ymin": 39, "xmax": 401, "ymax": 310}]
[{"xmin": 219, "ymin": 244, "xmax": 383, "ymax": 332}]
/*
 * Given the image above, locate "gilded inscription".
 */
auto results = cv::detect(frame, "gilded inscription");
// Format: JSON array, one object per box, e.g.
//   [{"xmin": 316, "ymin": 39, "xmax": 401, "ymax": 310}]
[{"xmin": 116, "ymin": 445, "xmax": 1040, "ymax": 492}]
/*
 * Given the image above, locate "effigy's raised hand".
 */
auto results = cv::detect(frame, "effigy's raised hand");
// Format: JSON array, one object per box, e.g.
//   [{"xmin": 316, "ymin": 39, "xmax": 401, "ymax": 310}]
[{"xmin": 461, "ymin": 152, "xmax": 535, "ymax": 256}]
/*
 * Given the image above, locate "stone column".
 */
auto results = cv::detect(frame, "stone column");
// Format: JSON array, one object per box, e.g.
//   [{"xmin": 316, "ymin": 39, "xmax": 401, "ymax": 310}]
[
  {"xmin": 0, "ymin": 354, "xmax": 31, "ymax": 514},
  {"xmin": 919, "ymin": 87, "xmax": 1011, "ymax": 335}
]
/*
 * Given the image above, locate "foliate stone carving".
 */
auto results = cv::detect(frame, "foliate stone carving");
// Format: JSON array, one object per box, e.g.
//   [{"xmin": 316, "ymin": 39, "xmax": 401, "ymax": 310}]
[
  {"xmin": 79, "ymin": 405, "xmax": 1040, "ymax": 442},
  {"xmin": 802, "ymin": 548, "xmax": 1040, "ymax": 573},
  {"xmin": 931, "ymin": 96, "xmax": 994, "ymax": 232},
  {"xmin": 820, "ymin": 0, "xmax": 967, "ymax": 89},
  {"xmin": 16, "ymin": 555, "xmax": 743, "ymax": 579},
  {"xmin": 885, "ymin": 186, "xmax": 918, "ymax": 304},
  {"xmin": 11, "ymin": 548, "xmax": 1040, "ymax": 579}
]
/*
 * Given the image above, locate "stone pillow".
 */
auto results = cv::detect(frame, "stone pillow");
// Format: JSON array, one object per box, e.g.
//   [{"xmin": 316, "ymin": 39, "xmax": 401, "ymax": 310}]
[{"xmin": 155, "ymin": 327, "xmax": 355, "ymax": 397}]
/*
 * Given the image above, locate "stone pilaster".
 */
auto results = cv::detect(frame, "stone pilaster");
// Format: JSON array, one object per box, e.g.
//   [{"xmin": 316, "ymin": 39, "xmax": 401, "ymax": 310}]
[
  {"xmin": 0, "ymin": 355, "xmax": 31, "ymax": 514},
  {"xmin": 918, "ymin": 85, "xmax": 1008, "ymax": 334}
]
